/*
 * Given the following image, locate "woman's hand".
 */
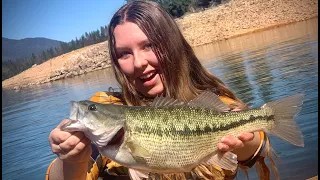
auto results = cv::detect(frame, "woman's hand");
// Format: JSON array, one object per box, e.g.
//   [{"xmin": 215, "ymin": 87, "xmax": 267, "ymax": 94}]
[
  {"xmin": 217, "ymin": 107, "xmax": 256, "ymax": 153},
  {"xmin": 48, "ymin": 119, "xmax": 92, "ymax": 164},
  {"xmin": 218, "ymin": 131, "xmax": 261, "ymax": 162},
  {"xmin": 217, "ymin": 132, "xmax": 255, "ymax": 152}
]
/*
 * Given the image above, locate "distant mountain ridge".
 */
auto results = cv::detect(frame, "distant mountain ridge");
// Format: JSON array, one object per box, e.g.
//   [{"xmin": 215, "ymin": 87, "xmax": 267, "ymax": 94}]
[{"xmin": 2, "ymin": 37, "xmax": 64, "ymax": 62}]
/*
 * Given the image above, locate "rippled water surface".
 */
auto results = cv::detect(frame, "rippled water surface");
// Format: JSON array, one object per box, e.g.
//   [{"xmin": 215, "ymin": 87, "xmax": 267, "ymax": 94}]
[{"xmin": 2, "ymin": 18, "xmax": 318, "ymax": 180}]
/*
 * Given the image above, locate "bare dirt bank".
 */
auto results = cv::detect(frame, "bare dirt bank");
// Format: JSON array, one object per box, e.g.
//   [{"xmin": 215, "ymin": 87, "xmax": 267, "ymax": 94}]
[
  {"xmin": 177, "ymin": 0, "xmax": 318, "ymax": 46},
  {"xmin": 2, "ymin": 0, "xmax": 318, "ymax": 90}
]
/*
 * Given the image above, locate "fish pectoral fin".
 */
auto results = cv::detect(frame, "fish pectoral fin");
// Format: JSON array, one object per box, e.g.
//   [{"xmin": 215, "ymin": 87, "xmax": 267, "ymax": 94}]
[
  {"xmin": 204, "ymin": 151, "xmax": 238, "ymax": 172},
  {"xmin": 126, "ymin": 141, "xmax": 151, "ymax": 158},
  {"xmin": 128, "ymin": 168, "xmax": 149, "ymax": 180}
]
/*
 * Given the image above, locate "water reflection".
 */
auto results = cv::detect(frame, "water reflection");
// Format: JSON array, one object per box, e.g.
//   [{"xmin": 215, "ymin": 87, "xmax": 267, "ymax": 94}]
[
  {"xmin": 193, "ymin": 18, "xmax": 318, "ymax": 179},
  {"xmin": 196, "ymin": 18, "xmax": 318, "ymax": 105},
  {"xmin": 195, "ymin": 18, "xmax": 318, "ymax": 62},
  {"xmin": 2, "ymin": 18, "xmax": 318, "ymax": 180}
]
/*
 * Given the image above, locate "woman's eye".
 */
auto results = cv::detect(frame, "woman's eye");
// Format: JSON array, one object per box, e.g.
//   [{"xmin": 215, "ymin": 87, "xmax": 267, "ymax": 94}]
[
  {"xmin": 118, "ymin": 52, "xmax": 130, "ymax": 59},
  {"xmin": 144, "ymin": 44, "xmax": 152, "ymax": 51}
]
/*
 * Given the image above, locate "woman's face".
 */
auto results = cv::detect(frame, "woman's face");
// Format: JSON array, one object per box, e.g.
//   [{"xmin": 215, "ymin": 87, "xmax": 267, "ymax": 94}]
[{"xmin": 114, "ymin": 22, "xmax": 164, "ymax": 98}]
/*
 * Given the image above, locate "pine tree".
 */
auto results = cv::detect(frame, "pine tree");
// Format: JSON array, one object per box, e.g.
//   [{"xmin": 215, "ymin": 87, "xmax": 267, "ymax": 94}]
[
  {"xmin": 46, "ymin": 49, "xmax": 52, "ymax": 59},
  {"xmin": 55, "ymin": 47, "xmax": 61, "ymax": 56},
  {"xmin": 75, "ymin": 37, "xmax": 81, "ymax": 49},
  {"xmin": 42, "ymin": 51, "xmax": 48, "ymax": 62},
  {"xmin": 49, "ymin": 47, "xmax": 55, "ymax": 58},
  {"xmin": 31, "ymin": 53, "xmax": 38, "ymax": 65},
  {"xmin": 60, "ymin": 42, "xmax": 69, "ymax": 54},
  {"xmin": 70, "ymin": 40, "xmax": 76, "ymax": 51},
  {"xmin": 80, "ymin": 35, "xmax": 85, "ymax": 47},
  {"xmin": 100, "ymin": 26, "xmax": 106, "ymax": 41}
]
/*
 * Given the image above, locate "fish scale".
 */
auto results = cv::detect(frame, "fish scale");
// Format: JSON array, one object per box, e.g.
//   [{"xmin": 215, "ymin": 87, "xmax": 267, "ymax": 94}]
[
  {"xmin": 124, "ymin": 106, "xmax": 274, "ymax": 170},
  {"xmin": 126, "ymin": 106, "xmax": 273, "ymax": 137}
]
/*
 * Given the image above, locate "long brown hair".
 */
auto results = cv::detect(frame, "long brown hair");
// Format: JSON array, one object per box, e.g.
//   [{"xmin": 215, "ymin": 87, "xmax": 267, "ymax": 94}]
[
  {"xmin": 107, "ymin": 1, "xmax": 277, "ymax": 179},
  {"xmin": 107, "ymin": 0, "xmax": 242, "ymax": 106}
]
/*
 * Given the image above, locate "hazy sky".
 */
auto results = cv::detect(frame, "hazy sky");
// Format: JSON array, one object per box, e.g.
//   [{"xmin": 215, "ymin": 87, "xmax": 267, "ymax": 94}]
[{"xmin": 2, "ymin": 0, "xmax": 126, "ymax": 42}]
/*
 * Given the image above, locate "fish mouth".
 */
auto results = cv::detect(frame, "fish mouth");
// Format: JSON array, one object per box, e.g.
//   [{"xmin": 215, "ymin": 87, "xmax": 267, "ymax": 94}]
[{"xmin": 107, "ymin": 128, "xmax": 125, "ymax": 146}]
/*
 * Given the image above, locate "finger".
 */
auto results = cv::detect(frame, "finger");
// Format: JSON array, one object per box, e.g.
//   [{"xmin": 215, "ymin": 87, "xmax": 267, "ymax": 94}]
[
  {"xmin": 221, "ymin": 135, "xmax": 244, "ymax": 149},
  {"xmin": 60, "ymin": 136, "xmax": 91, "ymax": 157},
  {"xmin": 49, "ymin": 119, "xmax": 74, "ymax": 144},
  {"xmin": 68, "ymin": 141, "xmax": 92, "ymax": 163},
  {"xmin": 50, "ymin": 128, "xmax": 74, "ymax": 145},
  {"xmin": 51, "ymin": 143, "xmax": 63, "ymax": 154},
  {"xmin": 221, "ymin": 135, "xmax": 237, "ymax": 147},
  {"xmin": 59, "ymin": 137, "xmax": 92, "ymax": 161},
  {"xmin": 218, "ymin": 142, "xmax": 230, "ymax": 151},
  {"xmin": 238, "ymin": 132, "xmax": 255, "ymax": 142},
  {"xmin": 234, "ymin": 139, "xmax": 244, "ymax": 149},
  {"xmin": 59, "ymin": 131, "xmax": 86, "ymax": 152},
  {"xmin": 80, "ymin": 139, "xmax": 93, "ymax": 158}
]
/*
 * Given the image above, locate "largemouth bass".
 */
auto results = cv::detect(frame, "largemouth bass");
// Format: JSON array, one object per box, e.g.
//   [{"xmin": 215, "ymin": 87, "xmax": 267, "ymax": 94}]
[{"xmin": 61, "ymin": 91, "xmax": 304, "ymax": 179}]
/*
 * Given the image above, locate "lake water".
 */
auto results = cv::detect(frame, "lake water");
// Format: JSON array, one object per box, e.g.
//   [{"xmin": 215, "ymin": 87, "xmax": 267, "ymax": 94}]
[{"xmin": 2, "ymin": 18, "xmax": 318, "ymax": 180}]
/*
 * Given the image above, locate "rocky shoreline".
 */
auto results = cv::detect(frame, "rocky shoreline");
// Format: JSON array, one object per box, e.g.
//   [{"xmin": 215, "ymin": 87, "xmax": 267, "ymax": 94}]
[{"xmin": 2, "ymin": 0, "xmax": 318, "ymax": 90}]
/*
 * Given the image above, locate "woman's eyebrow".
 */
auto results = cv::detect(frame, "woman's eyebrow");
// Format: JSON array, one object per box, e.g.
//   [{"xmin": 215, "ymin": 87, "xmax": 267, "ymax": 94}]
[
  {"xmin": 138, "ymin": 39, "xmax": 150, "ymax": 46},
  {"xmin": 116, "ymin": 39, "xmax": 150, "ymax": 50},
  {"xmin": 115, "ymin": 43, "xmax": 131, "ymax": 51},
  {"xmin": 115, "ymin": 47, "xmax": 128, "ymax": 51}
]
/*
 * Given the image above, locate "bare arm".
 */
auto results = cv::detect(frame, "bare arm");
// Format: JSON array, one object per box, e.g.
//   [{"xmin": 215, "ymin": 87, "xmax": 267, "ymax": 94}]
[
  {"xmin": 48, "ymin": 120, "xmax": 92, "ymax": 180},
  {"xmin": 48, "ymin": 158, "xmax": 89, "ymax": 180}
]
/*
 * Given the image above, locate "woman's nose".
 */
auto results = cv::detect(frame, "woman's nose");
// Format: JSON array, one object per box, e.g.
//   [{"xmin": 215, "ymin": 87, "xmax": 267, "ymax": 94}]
[{"xmin": 133, "ymin": 52, "xmax": 148, "ymax": 69}]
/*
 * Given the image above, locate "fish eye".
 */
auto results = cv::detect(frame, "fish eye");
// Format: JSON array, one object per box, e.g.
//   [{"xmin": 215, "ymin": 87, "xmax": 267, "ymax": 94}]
[{"xmin": 88, "ymin": 104, "xmax": 97, "ymax": 111}]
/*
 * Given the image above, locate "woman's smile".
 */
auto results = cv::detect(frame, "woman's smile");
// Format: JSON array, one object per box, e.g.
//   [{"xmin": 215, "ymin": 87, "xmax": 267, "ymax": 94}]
[{"xmin": 139, "ymin": 70, "xmax": 157, "ymax": 85}]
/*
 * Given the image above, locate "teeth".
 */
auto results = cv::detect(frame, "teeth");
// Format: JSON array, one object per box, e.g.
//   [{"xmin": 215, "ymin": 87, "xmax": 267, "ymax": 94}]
[{"xmin": 140, "ymin": 72, "xmax": 155, "ymax": 80}]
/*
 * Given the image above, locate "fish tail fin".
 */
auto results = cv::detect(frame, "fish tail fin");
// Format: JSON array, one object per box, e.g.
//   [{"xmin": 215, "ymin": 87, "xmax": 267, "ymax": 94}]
[{"xmin": 263, "ymin": 94, "xmax": 305, "ymax": 147}]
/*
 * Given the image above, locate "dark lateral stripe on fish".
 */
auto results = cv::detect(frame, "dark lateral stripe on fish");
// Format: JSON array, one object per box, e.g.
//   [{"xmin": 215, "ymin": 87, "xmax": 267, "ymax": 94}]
[{"xmin": 133, "ymin": 115, "xmax": 275, "ymax": 137}]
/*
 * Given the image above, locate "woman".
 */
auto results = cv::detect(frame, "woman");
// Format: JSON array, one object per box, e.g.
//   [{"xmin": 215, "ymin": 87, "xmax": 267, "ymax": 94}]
[{"xmin": 47, "ymin": 1, "xmax": 275, "ymax": 179}]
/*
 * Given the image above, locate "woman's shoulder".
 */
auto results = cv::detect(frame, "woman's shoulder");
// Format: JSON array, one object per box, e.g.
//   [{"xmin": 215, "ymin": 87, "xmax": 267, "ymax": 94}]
[
  {"xmin": 218, "ymin": 95, "xmax": 247, "ymax": 110},
  {"xmin": 90, "ymin": 90, "xmax": 124, "ymax": 105}
]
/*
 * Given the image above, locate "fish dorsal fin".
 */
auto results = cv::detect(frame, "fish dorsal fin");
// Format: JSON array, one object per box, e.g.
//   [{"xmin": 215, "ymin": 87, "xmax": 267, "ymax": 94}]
[
  {"xmin": 188, "ymin": 91, "xmax": 230, "ymax": 112},
  {"xmin": 150, "ymin": 91, "xmax": 230, "ymax": 112},
  {"xmin": 150, "ymin": 95, "xmax": 185, "ymax": 107}
]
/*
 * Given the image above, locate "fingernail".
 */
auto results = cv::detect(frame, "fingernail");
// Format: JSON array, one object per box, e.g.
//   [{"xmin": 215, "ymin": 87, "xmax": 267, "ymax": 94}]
[
  {"xmin": 218, "ymin": 144, "xmax": 223, "ymax": 150},
  {"xmin": 221, "ymin": 137, "xmax": 226, "ymax": 142}
]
